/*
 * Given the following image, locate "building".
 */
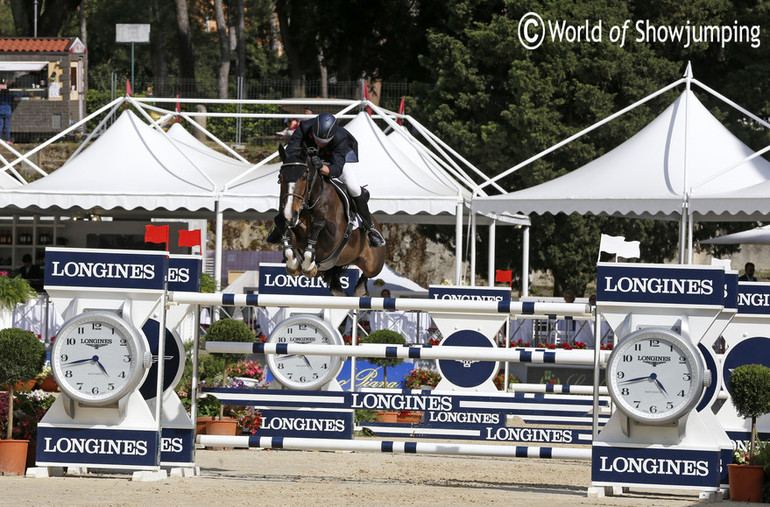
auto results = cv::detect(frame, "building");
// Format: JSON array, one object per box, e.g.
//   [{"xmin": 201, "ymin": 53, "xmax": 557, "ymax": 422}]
[{"xmin": 0, "ymin": 37, "xmax": 86, "ymax": 141}]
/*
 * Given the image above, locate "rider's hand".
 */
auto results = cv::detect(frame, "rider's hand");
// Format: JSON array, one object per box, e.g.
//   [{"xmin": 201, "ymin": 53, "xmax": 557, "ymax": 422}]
[
  {"xmin": 320, "ymin": 165, "xmax": 330, "ymax": 176},
  {"xmin": 311, "ymin": 155, "xmax": 323, "ymax": 170}
]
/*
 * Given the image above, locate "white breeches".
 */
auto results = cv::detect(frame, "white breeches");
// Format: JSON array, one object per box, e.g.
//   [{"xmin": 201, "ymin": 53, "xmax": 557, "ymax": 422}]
[{"xmin": 337, "ymin": 169, "xmax": 361, "ymax": 197}]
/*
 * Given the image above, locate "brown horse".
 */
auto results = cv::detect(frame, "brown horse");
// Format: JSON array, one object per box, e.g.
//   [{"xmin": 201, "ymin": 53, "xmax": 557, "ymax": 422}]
[{"xmin": 277, "ymin": 146, "xmax": 385, "ymax": 296}]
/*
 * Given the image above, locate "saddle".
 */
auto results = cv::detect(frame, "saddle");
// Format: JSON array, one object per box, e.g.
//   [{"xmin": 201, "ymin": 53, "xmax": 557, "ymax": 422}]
[{"xmin": 315, "ymin": 178, "xmax": 358, "ymax": 271}]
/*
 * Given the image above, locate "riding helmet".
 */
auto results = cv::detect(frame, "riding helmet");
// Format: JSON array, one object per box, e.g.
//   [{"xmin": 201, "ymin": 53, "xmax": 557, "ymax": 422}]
[{"xmin": 313, "ymin": 113, "xmax": 338, "ymax": 143}]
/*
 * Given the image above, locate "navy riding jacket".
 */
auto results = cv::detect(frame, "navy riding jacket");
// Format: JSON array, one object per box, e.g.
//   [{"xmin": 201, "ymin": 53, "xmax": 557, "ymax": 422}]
[{"xmin": 284, "ymin": 118, "xmax": 359, "ymax": 178}]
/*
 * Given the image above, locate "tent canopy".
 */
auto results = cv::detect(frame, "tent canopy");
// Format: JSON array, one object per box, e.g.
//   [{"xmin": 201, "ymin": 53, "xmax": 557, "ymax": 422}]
[
  {"xmin": 220, "ymin": 112, "xmax": 473, "ymax": 223},
  {"xmin": 366, "ymin": 264, "xmax": 428, "ymax": 296},
  {"xmin": 700, "ymin": 225, "xmax": 770, "ymax": 245},
  {"xmin": 472, "ymin": 88, "xmax": 770, "ymax": 221}
]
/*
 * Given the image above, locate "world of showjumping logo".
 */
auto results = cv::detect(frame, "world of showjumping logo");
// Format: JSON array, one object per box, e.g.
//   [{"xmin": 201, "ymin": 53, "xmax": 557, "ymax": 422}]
[{"xmin": 518, "ymin": 12, "xmax": 761, "ymax": 50}]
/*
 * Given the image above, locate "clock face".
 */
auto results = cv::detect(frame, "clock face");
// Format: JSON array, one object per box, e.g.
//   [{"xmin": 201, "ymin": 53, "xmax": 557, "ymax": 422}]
[
  {"xmin": 266, "ymin": 315, "xmax": 343, "ymax": 390},
  {"xmin": 607, "ymin": 328, "xmax": 705, "ymax": 425},
  {"xmin": 52, "ymin": 312, "xmax": 150, "ymax": 406}
]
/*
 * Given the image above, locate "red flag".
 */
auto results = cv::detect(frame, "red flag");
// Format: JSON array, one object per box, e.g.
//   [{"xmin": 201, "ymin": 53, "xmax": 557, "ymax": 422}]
[
  {"xmin": 363, "ymin": 84, "xmax": 372, "ymax": 116},
  {"xmin": 144, "ymin": 225, "xmax": 169, "ymax": 248},
  {"xmin": 178, "ymin": 229, "xmax": 201, "ymax": 249},
  {"xmin": 126, "ymin": 78, "xmax": 132, "ymax": 97},
  {"xmin": 397, "ymin": 97, "xmax": 405, "ymax": 126},
  {"xmin": 175, "ymin": 94, "xmax": 181, "ymax": 123},
  {"xmin": 495, "ymin": 270, "xmax": 513, "ymax": 284}
]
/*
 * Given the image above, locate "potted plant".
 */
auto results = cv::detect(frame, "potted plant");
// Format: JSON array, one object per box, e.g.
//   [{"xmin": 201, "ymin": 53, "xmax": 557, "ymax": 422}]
[
  {"xmin": 0, "ymin": 275, "xmax": 36, "ymax": 329},
  {"xmin": 403, "ymin": 368, "xmax": 441, "ymax": 389},
  {"xmin": 360, "ymin": 330, "xmax": 405, "ymax": 422},
  {"xmin": 728, "ymin": 363, "xmax": 770, "ymax": 502},
  {"xmin": 201, "ymin": 318, "xmax": 255, "ymax": 434},
  {"xmin": 0, "ymin": 328, "xmax": 45, "ymax": 475}
]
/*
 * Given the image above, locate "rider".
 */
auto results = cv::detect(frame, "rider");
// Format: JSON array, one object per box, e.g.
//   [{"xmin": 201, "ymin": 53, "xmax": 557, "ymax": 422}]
[{"xmin": 267, "ymin": 112, "xmax": 386, "ymax": 248}]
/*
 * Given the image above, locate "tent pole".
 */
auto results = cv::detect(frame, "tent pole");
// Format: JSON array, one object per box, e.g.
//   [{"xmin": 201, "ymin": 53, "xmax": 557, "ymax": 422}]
[
  {"xmin": 455, "ymin": 198, "xmax": 463, "ymax": 285},
  {"xmin": 215, "ymin": 201, "xmax": 224, "ymax": 292},
  {"xmin": 488, "ymin": 219, "xmax": 496, "ymax": 286},
  {"xmin": 687, "ymin": 212, "xmax": 694, "ymax": 264},
  {"xmin": 678, "ymin": 203, "xmax": 687, "ymax": 263},
  {"xmin": 522, "ymin": 225, "xmax": 530, "ymax": 297},
  {"xmin": 470, "ymin": 213, "xmax": 477, "ymax": 286}
]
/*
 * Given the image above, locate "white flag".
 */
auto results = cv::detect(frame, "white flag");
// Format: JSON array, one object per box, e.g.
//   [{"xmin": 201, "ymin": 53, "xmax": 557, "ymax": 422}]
[{"xmin": 598, "ymin": 234, "xmax": 640, "ymax": 261}]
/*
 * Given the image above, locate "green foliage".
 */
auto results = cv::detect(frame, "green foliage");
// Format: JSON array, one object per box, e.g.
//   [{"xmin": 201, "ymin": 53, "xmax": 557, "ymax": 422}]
[
  {"xmin": 730, "ymin": 364, "xmax": 770, "ymax": 421},
  {"xmin": 204, "ymin": 103, "xmax": 283, "ymax": 141},
  {"xmin": 200, "ymin": 273, "xmax": 216, "ymax": 293},
  {"xmin": 0, "ymin": 328, "xmax": 46, "ymax": 386},
  {"xmin": 0, "ymin": 275, "xmax": 37, "ymax": 310},
  {"xmin": 360, "ymin": 330, "xmax": 405, "ymax": 384},
  {"xmin": 203, "ymin": 319, "xmax": 255, "ymax": 365}
]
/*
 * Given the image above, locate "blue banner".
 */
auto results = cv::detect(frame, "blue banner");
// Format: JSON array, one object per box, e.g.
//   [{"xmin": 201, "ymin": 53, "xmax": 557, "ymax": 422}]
[
  {"xmin": 45, "ymin": 248, "xmax": 167, "ymax": 291},
  {"xmin": 256, "ymin": 409, "xmax": 353, "ymax": 439},
  {"xmin": 168, "ymin": 256, "xmax": 201, "ymax": 292},
  {"xmin": 596, "ymin": 264, "xmax": 724, "ymax": 306},
  {"xmin": 429, "ymin": 285, "xmax": 511, "ymax": 302},
  {"xmin": 592, "ymin": 445, "xmax": 720, "ymax": 488},
  {"xmin": 736, "ymin": 283, "xmax": 770, "ymax": 314},
  {"xmin": 258, "ymin": 263, "xmax": 359, "ymax": 296},
  {"xmin": 160, "ymin": 427, "xmax": 194, "ymax": 465},
  {"xmin": 36, "ymin": 426, "xmax": 160, "ymax": 468}
]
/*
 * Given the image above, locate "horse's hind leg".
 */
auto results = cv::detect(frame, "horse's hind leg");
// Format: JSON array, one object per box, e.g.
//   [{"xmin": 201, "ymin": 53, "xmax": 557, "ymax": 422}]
[{"xmin": 301, "ymin": 217, "xmax": 326, "ymax": 277}]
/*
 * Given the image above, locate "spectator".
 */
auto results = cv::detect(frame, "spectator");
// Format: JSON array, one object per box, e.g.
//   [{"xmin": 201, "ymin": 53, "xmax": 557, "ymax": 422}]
[
  {"xmin": 562, "ymin": 289, "xmax": 575, "ymax": 303},
  {"xmin": 739, "ymin": 262, "xmax": 757, "ymax": 281},
  {"xmin": 0, "ymin": 87, "xmax": 17, "ymax": 144},
  {"xmin": 588, "ymin": 294, "xmax": 596, "ymax": 306},
  {"xmin": 17, "ymin": 254, "xmax": 43, "ymax": 291},
  {"xmin": 380, "ymin": 289, "xmax": 391, "ymax": 298},
  {"xmin": 277, "ymin": 107, "xmax": 313, "ymax": 137}
]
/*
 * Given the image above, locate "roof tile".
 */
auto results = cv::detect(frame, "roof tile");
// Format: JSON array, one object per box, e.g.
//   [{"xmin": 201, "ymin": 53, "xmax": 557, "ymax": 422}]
[{"xmin": 0, "ymin": 38, "xmax": 73, "ymax": 53}]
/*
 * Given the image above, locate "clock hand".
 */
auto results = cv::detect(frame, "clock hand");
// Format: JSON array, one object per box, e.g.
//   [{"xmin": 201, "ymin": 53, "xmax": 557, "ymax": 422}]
[
  {"xmin": 62, "ymin": 357, "xmax": 97, "ymax": 366},
  {"xmin": 620, "ymin": 374, "xmax": 652, "ymax": 384},
  {"xmin": 93, "ymin": 357, "xmax": 109, "ymax": 377},
  {"xmin": 301, "ymin": 355, "xmax": 312, "ymax": 367},
  {"xmin": 650, "ymin": 372, "xmax": 667, "ymax": 394}
]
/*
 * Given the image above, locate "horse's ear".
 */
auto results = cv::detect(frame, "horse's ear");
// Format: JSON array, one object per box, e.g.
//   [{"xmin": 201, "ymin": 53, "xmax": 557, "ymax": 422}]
[{"xmin": 278, "ymin": 144, "xmax": 287, "ymax": 162}]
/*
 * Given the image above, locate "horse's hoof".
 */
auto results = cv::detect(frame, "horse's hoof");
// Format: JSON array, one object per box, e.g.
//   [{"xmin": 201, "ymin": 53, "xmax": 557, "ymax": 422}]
[
  {"xmin": 303, "ymin": 266, "xmax": 318, "ymax": 278},
  {"xmin": 330, "ymin": 288, "xmax": 346, "ymax": 297}
]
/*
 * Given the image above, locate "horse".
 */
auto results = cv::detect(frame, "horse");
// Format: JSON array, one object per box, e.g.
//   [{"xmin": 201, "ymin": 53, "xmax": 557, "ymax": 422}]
[{"xmin": 277, "ymin": 145, "xmax": 385, "ymax": 296}]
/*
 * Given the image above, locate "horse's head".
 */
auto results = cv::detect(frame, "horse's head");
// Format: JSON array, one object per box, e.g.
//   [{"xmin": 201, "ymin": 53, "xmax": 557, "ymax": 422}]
[{"xmin": 279, "ymin": 161, "xmax": 310, "ymax": 226}]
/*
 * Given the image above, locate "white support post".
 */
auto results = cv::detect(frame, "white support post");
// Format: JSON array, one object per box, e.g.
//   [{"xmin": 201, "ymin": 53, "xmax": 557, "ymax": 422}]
[
  {"xmin": 521, "ymin": 226, "xmax": 530, "ymax": 297},
  {"xmin": 470, "ymin": 212, "xmax": 477, "ymax": 286},
  {"xmin": 488, "ymin": 219, "xmax": 496, "ymax": 286},
  {"xmin": 455, "ymin": 198, "xmax": 463, "ymax": 285}
]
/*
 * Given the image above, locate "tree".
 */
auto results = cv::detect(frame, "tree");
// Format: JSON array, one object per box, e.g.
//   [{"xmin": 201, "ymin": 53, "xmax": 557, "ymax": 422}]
[
  {"xmin": 173, "ymin": 0, "xmax": 196, "ymax": 94},
  {"xmin": 212, "ymin": 0, "xmax": 230, "ymax": 98},
  {"xmin": 10, "ymin": 0, "xmax": 82, "ymax": 36}
]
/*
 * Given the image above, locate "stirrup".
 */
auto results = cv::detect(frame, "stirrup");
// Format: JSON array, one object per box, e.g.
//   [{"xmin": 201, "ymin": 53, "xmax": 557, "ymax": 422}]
[
  {"xmin": 368, "ymin": 229, "xmax": 386, "ymax": 248},
  {"xmin": 266, "ymin": 225, "xmax": 283, "ymax": 244}
]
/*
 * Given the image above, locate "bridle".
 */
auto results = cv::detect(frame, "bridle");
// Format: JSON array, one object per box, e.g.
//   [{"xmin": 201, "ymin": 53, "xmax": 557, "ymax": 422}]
[{"xmin": 280, "ymin": 158, "xmax": 324, "ymax": 217}]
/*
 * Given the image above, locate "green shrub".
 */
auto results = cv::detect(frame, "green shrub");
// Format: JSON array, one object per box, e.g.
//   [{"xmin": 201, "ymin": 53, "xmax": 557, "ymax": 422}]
[
  {"xmin": 0, "ymin": 328, "xmax": 46, "ymax": 438},
  {"xmin": 360, "ymin": 330, "xmax": 405, "ymax": 384},
  {"xmin": 730, "ymin": 364, "xmax": 770, "ymax": 462},
  {"xmin": 0, "ymin": 275, "xmax": 36, "ymax": 309}
]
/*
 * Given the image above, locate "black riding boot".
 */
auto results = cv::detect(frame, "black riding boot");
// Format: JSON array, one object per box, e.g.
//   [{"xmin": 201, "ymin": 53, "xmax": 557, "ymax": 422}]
[
  {"xmin": 353, "ymin": 189, "xmax": 386, "ymax": 248},
  {"xmin": 266, "ymin": 214, "xmax": 287, "ymax": 244}
]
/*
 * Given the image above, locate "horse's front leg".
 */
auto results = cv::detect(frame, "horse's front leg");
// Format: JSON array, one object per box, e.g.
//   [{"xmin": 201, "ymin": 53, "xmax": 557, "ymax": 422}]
[
  {"xmin": 283, "ymin": 230, "xmax": 301, "ymax": 276},
  {"xmin": 301, "ymin": 217, "xmax": 326, "ymax": 277}
]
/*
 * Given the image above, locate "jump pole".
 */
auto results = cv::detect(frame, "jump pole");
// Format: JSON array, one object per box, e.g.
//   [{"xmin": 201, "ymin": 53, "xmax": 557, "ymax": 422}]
[
  {"xmin": 201, "ymin": 341, "xmax": 611, "ymax": 366},
  {"xmin": 169, "ymin": 292, "xmax": 590, "ymax": 317},
  {"xmin": 197, "ymin": 435, "xmax": 592, "ymax": 460}
]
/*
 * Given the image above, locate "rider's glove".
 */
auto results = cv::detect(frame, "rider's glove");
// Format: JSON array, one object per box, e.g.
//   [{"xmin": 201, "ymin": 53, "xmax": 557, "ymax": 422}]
[{"xmin": 311, "ymin": 155, "xmax": 324, "ymax": 171}]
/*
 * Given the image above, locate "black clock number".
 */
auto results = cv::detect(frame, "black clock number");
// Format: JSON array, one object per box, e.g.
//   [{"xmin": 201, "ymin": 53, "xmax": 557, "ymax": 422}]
[
  {"xmin": 299, "ymin": 376, "xmax": 307, "ymax": 382},
  {"xmin": 276, "ymin": 362, "xmax": 285, "ymax": 369},
  {"xmin": 649, "ymin": 405, "xmax": 657, "ymax": 413},
  {"xmin": 107, "ymin": 383, "xmax": 115, "ymax": 391},
  {"xmin": 66, "ymin": 338, "xmax": 75, "ymax": 345},
  {"xmin": 60, "ymin": 353, "xmax": 68, "ymax": 362},
  {"xmin": 118, "ymin": 371, "xmax": 126, "ymax": 378},
  {"xmin": 76, "ymin": 382, "xmax": 83, "ymax": 390},
  {"xmin": 677, "ymin": 390, "xmax": 685, "ymax": 397},
  {"xmin": 633, "ymin": 400, "xmax": 641, "ymax": 408},
  {"xmin": 92, "ymin": 322, "xmax": 102, "ymax": 331},
  {"xmin": 622, "ymin": 354, "xmax": 632, "ymax": 362},
  {"xmin": 123, "ymin": 354, "xmax": 131, "ymax": 362},
  {"xmin": 120, "ymin": 338, "xmax": 127, "ymax": 346},
  {"xmin": 91, "ymin": 386, "xmax": 99, "ymax": 394},
  {"xmin": 666, "ymin": 402, "xmax": 674, "ymax": 409},
  {"xmin": 64, "ymin": 370, "xmax": 72, "ymax": 378},
  {"xmin": 298, "ymin": 324, "xmax": 307, "ymax": 330},
  {"xmin": 616, "ymin": 371, "xmax": 625, "ymax": 379},
  {"xmin": 621, "ymin": 388, "xmax": 629, "ymax": 395},
  {"xmin": 77, "ymin": 326, "xmax": 85, "ymax": 334},
  {"xmin": 648, "ymin": 339, "xmax": 659, "ymax": 347},
  {"xmin": 683, "ymin": 373, "xmax": 691, "ymax": 381},
  {"xmin": 679, "ymin": 355, "xmax": 687, "ymax": 364},
  {"xmin": 634, "ymin": 343, "xmax": 642, "ymax": 351}
]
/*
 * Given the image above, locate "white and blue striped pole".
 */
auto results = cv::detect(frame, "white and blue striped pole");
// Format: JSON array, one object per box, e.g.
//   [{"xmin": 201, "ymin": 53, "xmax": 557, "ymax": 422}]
[{"xmin": 197, "ymin": 435, "xmax": 592, "ymax": 460}]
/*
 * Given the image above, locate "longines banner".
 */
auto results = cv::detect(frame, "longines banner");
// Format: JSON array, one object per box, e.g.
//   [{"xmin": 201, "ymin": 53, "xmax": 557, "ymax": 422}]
[
  {"xmin": 258, "ymin": 262, "xmax": 359, "ymax": 296},
  {"xmin": 428, "ymin": 285, "xmax": 511, "ymax": 301},
  {"xmin": 44, "ymin": 247, "xmax": 167, "ymax": 291},
  {"xmin": 596, "ymin": 264, "xmax": 725, "ymax": 306},
  {"xmin": 36, "ymin": 426, "xmax": 160, "ymax": 468}
]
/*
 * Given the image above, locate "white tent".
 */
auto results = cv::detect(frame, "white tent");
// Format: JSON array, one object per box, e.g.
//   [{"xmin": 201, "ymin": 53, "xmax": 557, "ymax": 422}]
[
  {"xmin": 220, "ymin": 112, "xmax": 471, "ymax": 220},
  {"xmin": 472, "ymin": 67, "xmax": 770, "ymax": 264},
  {"xmin": 367, "ymin": 264, "xmax": 428, "ymax": 296},
  {"xmin": 0, "ymin": 110, "xmax": 253, "ymax": 216},
  {"xmin": 700, "ymin": 225, "xmax": 770, "ymax": 245}
]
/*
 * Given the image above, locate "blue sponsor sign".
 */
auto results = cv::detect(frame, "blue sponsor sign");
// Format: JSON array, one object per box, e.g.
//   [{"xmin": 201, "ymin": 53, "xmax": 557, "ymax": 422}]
[
  {"xmin": 36, "ymin": 426, "xmax": 160, "ymax": 468},
  {"xmin": 139, "ymin": 319, "xmax": 184, "ymax": 400},
  {"xmin": 724, "ymin": 273, "xmax": 738, "ymax": 310},
  {"xmin": 168, "ymin": 256, "xmax": 201, "ymax": 292},
  {"xmin": 257, "ymin": 409, "xmax": 353, "ymax": 439},
  {"xmin": 437, "ymin": 330, "xmax": 497, "ymax": 388},
  {"xmin": 258, "ymin": 262, "xmax": 359, "ymax": 296},
  {"xmin": 335, "ymin": 359, "xmax": 415, "ymax": 390},
  {"xmin": 160, "ymin": 427, "xmax": 194, "ymax": 464},
  {"xmin": 736, "ymin": 283, "xmax": 770, "ymax": 314},
  {"xmin": 596, "ymin": 264, "xmax": 724, "ymax": 306},
  {"xmin": 592, "ymin": 445, "xmax": 720, "ymax": 488},
  {"xmin": 722, "ymin": 337, "xmax": 770, "ymax": 390},
  {"xmin": 428, "ymin": 285, "xmax": 511, "ymax": 301},
  {"xmin": 45, "ymin": 248, "xmax": 167, "ymax": 291}
]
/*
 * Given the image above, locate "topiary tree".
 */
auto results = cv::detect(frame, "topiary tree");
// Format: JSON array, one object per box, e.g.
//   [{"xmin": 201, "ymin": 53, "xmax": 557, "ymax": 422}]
[
  {"xmin": 360, "ymin": 330, "xmax": 405, "ymax": 385},
  {"xmin": 203, "ymin": 319, "xmax": 255, "ymax": 418},
  {"xmin": 730, "ymin": 364, "xmax": 770, "ymax": 463},
  {"xmin": 0, "ymin": 328, "xmax": 45, "ymax": 439}
]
